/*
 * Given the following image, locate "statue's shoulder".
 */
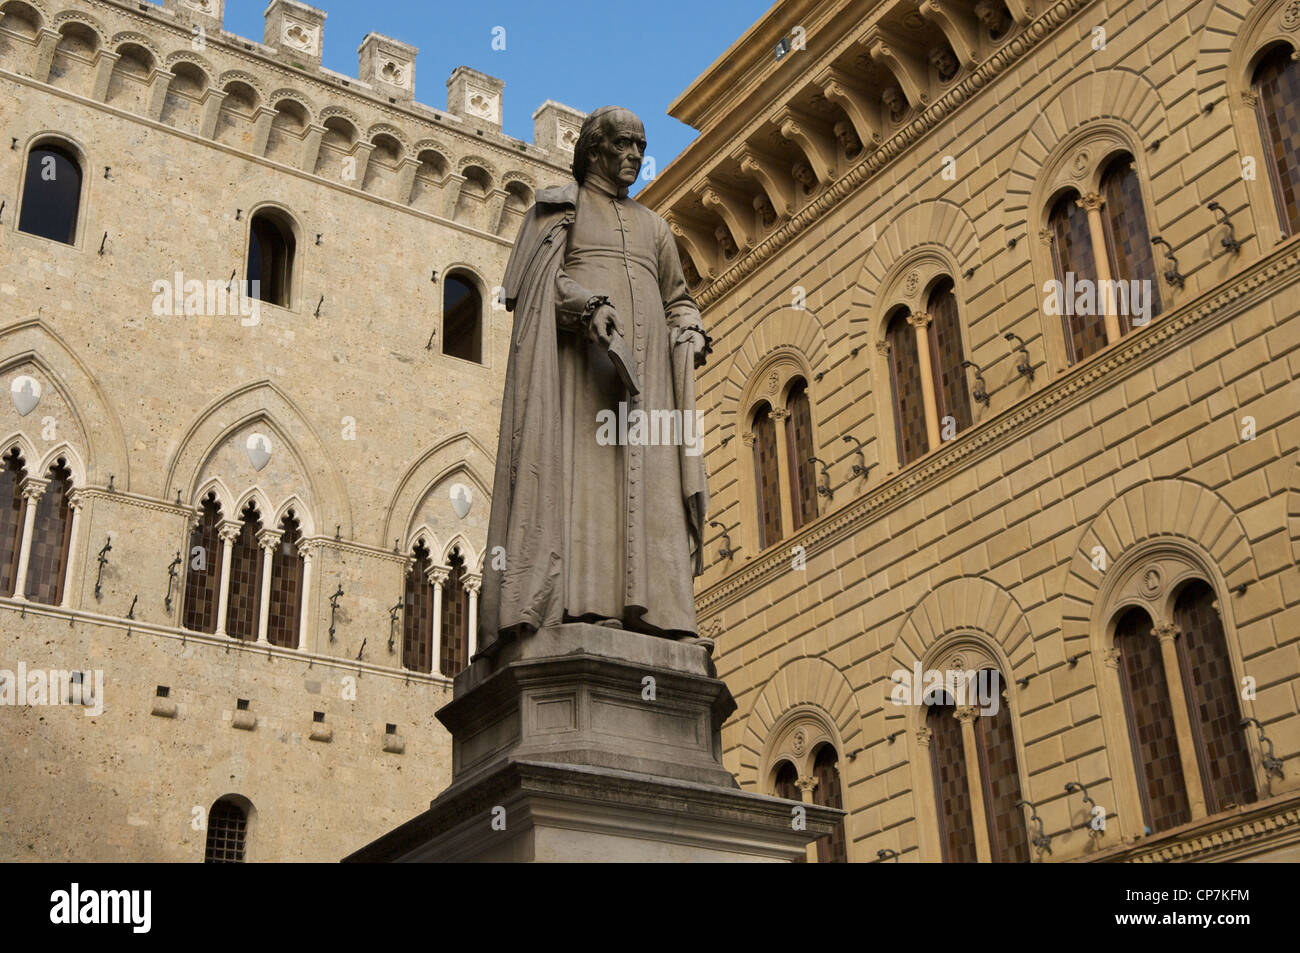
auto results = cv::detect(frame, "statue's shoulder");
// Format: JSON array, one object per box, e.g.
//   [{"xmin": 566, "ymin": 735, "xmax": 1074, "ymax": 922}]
[{"xmin": 534, "ymin": 181, "xmax": 580, "ymax": 209}]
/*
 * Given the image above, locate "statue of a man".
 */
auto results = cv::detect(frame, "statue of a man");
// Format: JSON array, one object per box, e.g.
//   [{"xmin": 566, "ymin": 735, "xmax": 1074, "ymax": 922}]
[{"xmin": 477, "ymin": 106, "xmax": 712, "ymax": 654}]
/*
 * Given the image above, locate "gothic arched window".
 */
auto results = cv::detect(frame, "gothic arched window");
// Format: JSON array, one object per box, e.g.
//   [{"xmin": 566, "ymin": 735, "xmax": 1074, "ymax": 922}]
[
  {"xmin": 887, "ymin": 308, "xmax": 928, "ymax": 465},
  {"xmin": 0, "ymin": 449, "xmax": 27, "ymax": 596},
  {"xmin": 1100, "ymin": 154, "xmax": 1161, "ymax": 324},
  {"xmin": 926, "ymin": 691, "xmax": 978, "ymax": 862},
  {"xmin": 440, "ymin": 548, "xmax": 470, "ymax": 676},
  {"xmin": 1253, "ymin": 44, "xmax": 1300, "ymax": 237},
  {"xmin": 183, "ymin": 494, "xmax": 223, "ymax": 633},
  {"xmin": 402, "ymin": 541, "xmax": 434, "ymax": 673},
  {"xmin": 973, "ymin": 670, "xmax": 1030, "ymax": 862},
  {"xmin": 1049, "ymin": 189, "xmax": 1107, "ymax": 364},
  {"xmin": 19, "ymin": 142, "xmax": 83, "ymax": 245},
  {"xmin": 203, "ymin": 797, "xmax": 249, "ymax": 863},
  {"xmin": 25, "ymin": 459, "xmax": 74, "ymax": 606},
  {"xmin": 772, "ymin": 760, "xmax": 804, "ymax": 864},
  {"xmin": 752, "ymin": 401, "xmax": 783, "ymax": 549},
  {"xmin": 267, "ymin": 511, "xmax": 304, "ymax": 649},
  {"xmin": 443, "ymin": 273, "xmax": 483, "ymax": 364},
  {"xmin": 247, "ymin": 209, "xmax": 295, "ymax": 308},
  {"xmin": 812, "ymin": 744, "xmax": 848, "ymax": 863},
  {"xmin": 1114, "ymin": 607, "xmax": 1191, "ymax": 834},
  {"xmin": 1173, "ymin": 581, "xmax": 1256, "ymax": 812},
  {"xmin": 225, "ymin": 501, "xmax": 264, "ymax": 642},
  {"xmin": 926, "ymin": 279, "xmax": 972, "ymax": 439},
  {"xmin": 785, "ymin": 379, "xmax": 818, "ymax": 532}
]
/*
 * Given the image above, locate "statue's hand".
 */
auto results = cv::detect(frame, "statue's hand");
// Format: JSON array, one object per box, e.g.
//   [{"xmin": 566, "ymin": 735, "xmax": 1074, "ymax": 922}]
[
  {"xmin": 679, "ymin": 329, "xmax": 708, "ymax": 367},
  {"xmin": 588, "ymin": 304, "xmax": 620, "ymax": 348}
]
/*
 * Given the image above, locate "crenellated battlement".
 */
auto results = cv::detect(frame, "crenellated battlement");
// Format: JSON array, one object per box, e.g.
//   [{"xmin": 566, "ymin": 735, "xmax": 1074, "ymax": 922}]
[{"xmin": 0, "ymin": 0, "xmax": 584, "ymax": 227}]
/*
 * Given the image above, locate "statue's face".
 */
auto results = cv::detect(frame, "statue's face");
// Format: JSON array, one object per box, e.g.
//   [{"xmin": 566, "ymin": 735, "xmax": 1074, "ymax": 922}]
[{"xmin": 591, "ymin": 110, "xmax": 646, "ymax": 187}]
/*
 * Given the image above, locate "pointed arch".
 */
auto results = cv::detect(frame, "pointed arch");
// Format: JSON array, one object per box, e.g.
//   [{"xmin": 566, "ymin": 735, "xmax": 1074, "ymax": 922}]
[
  {"xmin": 35, "ymin": 441, "xmax": 86, "ymax": 486},
  {"xmin": 163, "ymin": 380, "xmax": 351, "ymax": 538},
  {"xmin": 381, "ymin": 431, "xmax": 495, "ymax": 549},
  {"xmin": 0, "ymin": 320, "xmax": 131, "ymax": 488}
]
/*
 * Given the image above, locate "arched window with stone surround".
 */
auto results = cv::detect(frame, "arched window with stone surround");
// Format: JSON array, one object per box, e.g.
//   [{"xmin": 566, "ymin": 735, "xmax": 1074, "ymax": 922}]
[
  {"xmin": 771, "ymin": 760, "xmax": 804, "ymax": 864},
  {"xmin": 183, "ymin": 494, "xmax": 223, "ymax": 633},
  {"xmin": 1049, "ymin": 189, "xmax": 1108, "ymax": 365},
  {"xmin": 925, "ymin": 691, "xmax": 979, "ymax": 862},
  {"xmin": 402, "ymin": 541, "xmax": 435, "ymax": 673},
  {"xmin": 267, "ymin": 511, "xmax": 304, "ymax": 649},
  {"xmin": 225, "ymin": 500, "xmax": 264, "ymax": 642},
  {"xmin": 751, "ymin": 401, "xmax": 783, "ymax": 549},
  {"xmin": 1113, "ymin": 606, "xmax": 1191, "ymax": 834},
  {"xmin": 1172, "ymin": 581, "xmax": 1256, "ymax": 813},
  {"xmin": 1253, "ymin": 43, "xmax": 1300, "ymax": 237},
  {"xmin": 0, "ymin": 448, "xmax": 27, "ymax": 596},
  {"xmin": 443, "ymin": 272, "xmax": 483, "ymax": 364},
  {"xmin": 439, "ymin": 548, "xmax": 470, "ymax": 676},
  {"xmin": 785, "ymin": 379, "xmax": 818, "ymax": 532},
  {"xmin": 19, "ymin": 140, "xmax": 83, "ymax": 245},
  {"xmin": 1099, "ymin": 153, "xmax": 1161, "ymax": 324},
  {"xmin": 203, "ymin": 796, "xmax": 250, "ymax": 863},
  {"xmin": 246, "ymin": 208, "xmax": 296, "ymax": 308},
  {"xmin": 24, "ymin": 459, "xmax": 74, "ymax": 606},
  {"xmin": 811, "ymin": 744, "xmax": 848, "ymax": 863},
  {"xmin": 926, "ymin": 278, "xmax": 972, "ymax": 439},
  {"xmin": 886, "ymin": 307, "xmax": 929, "ymax": 465}
]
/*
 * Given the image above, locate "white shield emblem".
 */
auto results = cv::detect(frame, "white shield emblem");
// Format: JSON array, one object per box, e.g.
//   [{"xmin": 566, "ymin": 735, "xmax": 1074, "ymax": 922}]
[
  {"xmin": 450, "ymin": 482, "xmax": 472, "ymax": 519},
  {"xmin": 10, "ymin": 376, "xmax": 41, "ymax": 416},
  {"xmin": 246, "ymin": 433, "xmax": 272, "ymax": 471}
]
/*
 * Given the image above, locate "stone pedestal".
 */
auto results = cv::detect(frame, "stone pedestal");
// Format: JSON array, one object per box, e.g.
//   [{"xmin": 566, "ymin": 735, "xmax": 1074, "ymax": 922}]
[{"xmin": 344, "ymin": 623, "xmax": 841, "ymax": 862}]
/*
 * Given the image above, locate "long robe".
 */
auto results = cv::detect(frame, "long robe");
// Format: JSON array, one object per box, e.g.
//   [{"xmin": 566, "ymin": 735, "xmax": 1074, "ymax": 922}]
[{"xmin": 477, "ymin": 171, "xmax": 709, "ymax": 652}]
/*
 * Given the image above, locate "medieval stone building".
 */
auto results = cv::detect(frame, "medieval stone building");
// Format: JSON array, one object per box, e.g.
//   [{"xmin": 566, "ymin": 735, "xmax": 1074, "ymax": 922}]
[
  {"xmin": 641, "ymin": 0, "xmax": 1300, "ymax": 861},
  {"xmin": 0, "ymin": 0, "xmax": 580, "ymax": 860}
]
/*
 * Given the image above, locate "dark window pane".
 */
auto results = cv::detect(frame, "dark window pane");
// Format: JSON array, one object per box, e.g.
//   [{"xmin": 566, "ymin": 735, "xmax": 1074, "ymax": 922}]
[
  {"xmin": 1255, "ymin": 46, "xmax": 1300, "ymax": 236},
  {"xmin": 1173, "ymin": 581, "xmax": 1257, "ymax": 812},
  {"xmin": 888, "ymin": 309, "xmax": 928, "ymax": 465},
  {"xmin": 1100, "ymin": 155, "xmax": 1161, "ymax": 325},
  {"xmin": 927, "ymin": 696, "xmax": 978, "ymax": 862},
  {"xmin": 443, "ymin": 275, "xmax": 482, "ymax": 363},
  {"xmin": 247, "ymin": 212, "xmax": 294, "ymax": 307},
  {"xmin": 927, "ymin": 280, "xmax": 972, "ymax": 437},
  {"xmin": 203, "ymin": 798, "xmax": 248, "ymax": 863},
  {"xmin": 785, "ymin": 380, "xmax": 818, "ymax": 532},
  {"xmin": 1050, "ymin": 190, "xmax": 1108, "ymax": 364},
  {"xmin": 182, "ymin": 496, "xmax": 223, "ymax": 634},
  {"xmin": 772, "ymin": 761, "xmax": 804, "ymax": 864},
  {"xmin": 225, "ymin": 502, "xmax": 263, "ymax": 641},
  {"xmin": 403, "ymin": 543, "xmax": 434, "ymax": 673},
  {"xmin": 0, "ymin": 449, "xmax": 27, "ymax": 596},
  {"xmin": 440, "ymin": 550, "xmax": 470, "ymax": 676},
  {"xmin": 812, "ymin": 745, "xmax": 848, "ymax": 863},
  {"xmin": 752, "ymin": 403, "xmax": 782, "ymax": 549},
  {"xmin": 267, "ymin": 512, "xmax": 303, "ymax": 649},
  {"xmin": 973, "ymin": 671, "xmax": 1030, "ymax": 862},
  {"xmin": 25, "ymin": 460, "xmax": 73, "ymax": 606},
  {"xmin": 19, "ymin": 145, "xmax": 82, "ymax": 244},
  {"xmin": 1115, "ymin": 608, "xmax": 1191, "ymax": 834}
]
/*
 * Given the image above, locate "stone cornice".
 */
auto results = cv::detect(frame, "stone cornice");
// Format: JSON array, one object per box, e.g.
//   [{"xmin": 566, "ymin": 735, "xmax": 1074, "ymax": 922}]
[
  {"xmin": 646, "ymin": 0, "xmax": 1093, "ymax": 311},
  {"xmin": 696, "ymin": 238, "xmax": 1300, "ymax": 617},
  {"xmin": 75, "ymin": 487, "xmax": 194, "ymax": 517}
]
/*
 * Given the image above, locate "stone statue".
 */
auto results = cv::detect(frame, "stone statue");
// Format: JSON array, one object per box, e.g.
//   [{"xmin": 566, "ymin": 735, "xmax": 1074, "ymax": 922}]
[
  {"xmin": 929, "ymin": 44, "xmax": 960, "ymax": 82},
  {"xmin": 792, "ymin": 159, "xmax": 818, "ymax": 194},
  {"xmin": 477, "ymin": 106, "xmax": 712, "ymax": 653},
  {"xmin": 833, "ymin": 120, "xmax": 863, "ymax": 158},
  {"xmin": 715, "ymin": 223, "xmax": 738, "ymax": 259},
  {"xmin": 754, "ymin": 193, "xmax": 777, "ymax": 228},
  {"xmin": 883, "ymin": 86, "xmax": 907, "ymax": 124},
  {"xmin": 975, "ymin": 0, "xmax": 1012, "ymax": 39}
]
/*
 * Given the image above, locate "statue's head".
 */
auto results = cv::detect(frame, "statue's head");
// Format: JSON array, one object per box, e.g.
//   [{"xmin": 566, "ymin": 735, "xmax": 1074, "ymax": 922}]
[{"xmin": 573, "ymin": 106, "xmax": 646, "ymax": 188}]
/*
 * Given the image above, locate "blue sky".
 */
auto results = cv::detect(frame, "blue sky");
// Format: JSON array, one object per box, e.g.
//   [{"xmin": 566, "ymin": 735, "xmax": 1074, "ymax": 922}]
[{"xmin": 219, "ymin": 0, "xmax": 771, "ymax": 184}]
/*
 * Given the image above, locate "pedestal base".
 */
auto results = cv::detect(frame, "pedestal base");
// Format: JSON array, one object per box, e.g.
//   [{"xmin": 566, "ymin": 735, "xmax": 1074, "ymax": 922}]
[{"xmin": 343, "ymin": 624, "xmax": 842, "ymax": 862}]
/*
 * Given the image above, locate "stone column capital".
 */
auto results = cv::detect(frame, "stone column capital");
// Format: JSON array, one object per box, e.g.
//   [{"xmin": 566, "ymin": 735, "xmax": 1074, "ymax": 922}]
[
  {"xmin": 1102, "ymin": 647, "xmax": 1122, "ymax": 670},
  {"xmin": 741, "ymin": 431, "xmax": 757, "ymax": 448},
  {"xmin": 769, "ymin": 407, "xmax": 790, "ymax": 421},
  {"xmin": 875, "ymin": 340, "xmax": 892, "ymax": 356},
  {"xmin": 295, "ymin": 539, "xmax": 315, "ymax": 562},
  {"xmin": 462, "ymin": 573, "xmax": 482, "ymax": 595},
  {"xmin": 954, "ymin": 705, "xmax": 980, "ymax": 724},
  {"xmin": 19, "ymin": 477, "xmax": 49, "ymax": 503},
  {"xmin": 1076, "ymin": 191, "xmax": 1105, "ymax": 212},
  {"xmin": 1151, "ymin": 621, "xmax": 1180, "ymax": 643},
  {"xmin": 427, "ymin": 566, "xmax": 450, "ymax": 587},
  {"xmin": 907, "ymin": 310, "xmax": 932, "ymax": 330},
  {"xmin": 217, "ymin": 521, "xmax": 243, "ymax": 545},
  {"xmin": 257, "ymin": 529, "xmax": 283, "ymax": 553},
  {"xmin": 914, "ymin": 725, "xmax": 933, "ymax": 748},
  {"xmin": 794, "ymin": 775, "xmax": 819, "ymax": 795},
  {"xmin": 66, "ymin": 488, "xmax": 86, "ymax": 511}
]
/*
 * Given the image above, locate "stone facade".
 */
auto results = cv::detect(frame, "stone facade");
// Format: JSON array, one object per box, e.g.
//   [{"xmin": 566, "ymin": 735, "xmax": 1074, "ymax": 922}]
[
  {"xmin": 0, "ymin": 0, "xmax": 579, "ymax": 860},
  {"xmin": 641, "ymin": 0, "xmax": 1300, "ymax": 861}
]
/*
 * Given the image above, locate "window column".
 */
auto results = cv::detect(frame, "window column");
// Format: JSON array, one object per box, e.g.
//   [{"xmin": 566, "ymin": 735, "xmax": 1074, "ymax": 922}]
[
  {"xmin": 214, "ymin": 521, "xmax": 241, "ymax": 638},
  {"xmin": 12, "ymin": 477, "xmax": 47, "ymax": 601},
  {"xmin": 907, "ymin": 311, "xmax": 942, "ymax": 450},
  {"xmin": 1153, "ymin": 620, "xmax": 1208, "ymax": 819},
  {"xmin": 296, "ymin": 540, "xmax": 313, "ymax": 650},
  {"xmin": 794, "ymin": 774, "xmax": 819, "ymax": 864},
  {"xmin": 464, "ymin": 573, "xmax": 481, "ymax": 659},
  {"xmin": 955, "ymin": 705, "xmax": 993, "ymax": 863},
  {"xmin": 1076, "ymin": 192, "xmax": 1122, "ymax": 345},
  {"xmin": 769, "ymin": 407, "xmax": 797, "ymax": 538},
  {"xmin": 59, "ymin": 490, "xmax": 83, "ymax": 608},
  {"xmin": 428, "ymin": 566, "xmax": 449, "ymax": 675},
  {"xmin": 255, "ymin": 529, "xmax": 281, "ymax": 645}
]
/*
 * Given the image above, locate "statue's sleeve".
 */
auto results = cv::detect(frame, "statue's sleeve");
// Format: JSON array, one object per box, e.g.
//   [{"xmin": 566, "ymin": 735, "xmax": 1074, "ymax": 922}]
[
  {"xmin": 555, "ymin": 265, "xmax": 598, "ymax": 332},
  {"xmin": 656, "ymin": 216, "xmax": 713, "ymax": 356}
]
